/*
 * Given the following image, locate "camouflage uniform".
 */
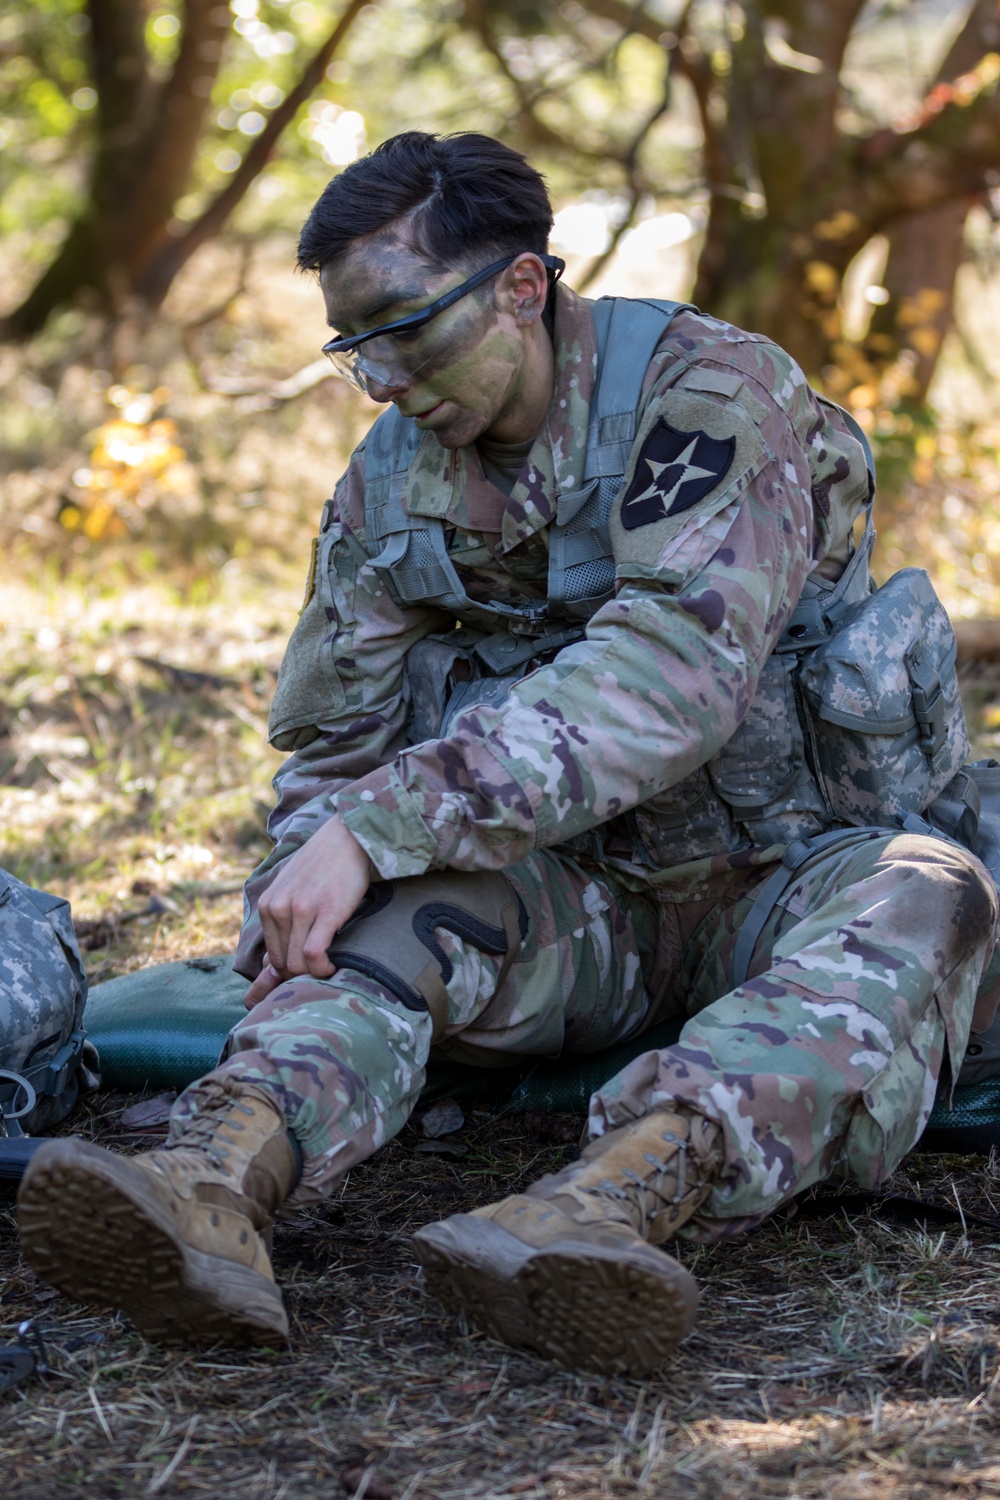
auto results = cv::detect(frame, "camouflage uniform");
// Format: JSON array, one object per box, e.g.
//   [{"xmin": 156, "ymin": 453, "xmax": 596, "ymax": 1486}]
[{"xmin": 171, "ymin": 286, "xmax": 999, "ymax": 1226}]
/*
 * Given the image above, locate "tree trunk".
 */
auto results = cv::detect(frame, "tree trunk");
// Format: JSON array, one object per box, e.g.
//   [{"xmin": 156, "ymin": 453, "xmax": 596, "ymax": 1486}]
[
  {"xmin": 691, "ymin": 1, "xmax": 868, "ymax": 376},
  {"xmin": 862, "ymin": 0, "xmax": 1000, "ymax": 402},
  {"xmin": 0, "ymin": 0, "xmax": 363, "ymax": 341},
  {"xmin": 864, "ymin": 199, "xmax": 973, "ymax": 402},
  {"xmin": 676, "ymin": 0, "xmax": 1000, "ymax": 387}
]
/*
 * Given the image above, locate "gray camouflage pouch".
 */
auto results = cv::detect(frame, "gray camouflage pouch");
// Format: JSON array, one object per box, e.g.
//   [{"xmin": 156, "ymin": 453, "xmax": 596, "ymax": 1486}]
[
  {"xmin": 799, "ymin": 567, "xmax": 969, "ymax": 824},
  {"xmin": 0, "ymin": 868, "xmax": 98, "ymax": 1137}
]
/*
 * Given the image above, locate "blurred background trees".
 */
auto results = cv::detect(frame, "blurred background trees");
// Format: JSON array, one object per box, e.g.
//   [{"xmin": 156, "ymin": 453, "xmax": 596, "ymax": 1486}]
[
  {"xmin": 8, "ymin": 3, "xmax": 1000, "ymax": 391},
  {"xmin": 3, "ymin": 1, "xmax": 1000, "ymax": 602}
]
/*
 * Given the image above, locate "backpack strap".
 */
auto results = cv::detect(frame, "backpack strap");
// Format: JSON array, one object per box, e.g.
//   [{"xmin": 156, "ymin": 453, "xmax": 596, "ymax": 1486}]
[
  {"xmin": 548, "ymin": 298, "xmax": 695, "ymax": 614},
  {"xmin": 586, "ymin": 298, "xmax": 695, "ymax": 475}
]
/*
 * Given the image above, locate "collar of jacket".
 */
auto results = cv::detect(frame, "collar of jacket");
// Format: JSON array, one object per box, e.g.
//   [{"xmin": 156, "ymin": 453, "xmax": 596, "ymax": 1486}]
[{"xmin": 399, "ymin": 284, "xmax": 599, "ymax": 558}]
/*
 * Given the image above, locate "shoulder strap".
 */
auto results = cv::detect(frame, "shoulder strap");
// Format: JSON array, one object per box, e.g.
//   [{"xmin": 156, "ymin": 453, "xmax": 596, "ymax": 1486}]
[
  {"xmin": 584, "ymin": 298, "xmax": 695, "ymax": 480},
  {"xmin": 548, "ymin": 297, "xmax": 694, "ymax": 614}
]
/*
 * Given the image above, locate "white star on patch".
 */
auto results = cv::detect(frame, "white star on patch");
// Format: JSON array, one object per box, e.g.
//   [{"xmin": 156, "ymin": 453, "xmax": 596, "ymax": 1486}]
[{"xmin": 622, "ymin": 438, "xmax": 716, "ymax": 517}]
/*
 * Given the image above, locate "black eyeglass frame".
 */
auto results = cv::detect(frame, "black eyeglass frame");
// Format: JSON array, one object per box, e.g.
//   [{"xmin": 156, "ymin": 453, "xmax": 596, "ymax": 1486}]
[{"xmin": 322, "ymin": 252, "xmax": 566, "ymax": 359}]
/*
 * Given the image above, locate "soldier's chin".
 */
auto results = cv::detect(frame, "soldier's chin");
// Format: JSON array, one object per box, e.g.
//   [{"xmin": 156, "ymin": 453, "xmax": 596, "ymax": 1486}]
[{"xmin": 427, "ymin": 407, "xmax": 482, "ymax": 449}]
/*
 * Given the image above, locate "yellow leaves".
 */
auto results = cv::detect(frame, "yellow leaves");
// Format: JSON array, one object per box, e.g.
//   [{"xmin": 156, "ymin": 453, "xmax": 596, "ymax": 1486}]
[
  {"xmin": 896, "ymin": 288, "xmax": 948, "ymax": 328},
  {"xmin": 953, "ymin": 53, "xmax": 1000, "ymax": 106},
  {"xmin": 90, "ymin": 418, "xmax": 186, "ymax": 487},
  {"xmin": 909, "ymin": 326, "xmax": 942, "ymax": 359},
  {"xmin": 805, "ymin": 260, "xmax": 839, "ymax": 297},
  {"xmin": 814, "ymin": 211, "xmax": 860, "ymax": 243},
  {"xmin": 63, "ymin": 388, "xmax": 197, "ymax": 543}
]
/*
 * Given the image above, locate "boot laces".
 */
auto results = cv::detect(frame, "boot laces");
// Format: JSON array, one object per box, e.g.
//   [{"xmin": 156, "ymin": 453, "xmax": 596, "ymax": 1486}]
[
  {"xmin": 166, "ymin": 1083, "xmax": 255, "ymax": 1171},
  {"xmin": 590, "ymin": 1133, "xmax": 690, "ymax": 1238}
]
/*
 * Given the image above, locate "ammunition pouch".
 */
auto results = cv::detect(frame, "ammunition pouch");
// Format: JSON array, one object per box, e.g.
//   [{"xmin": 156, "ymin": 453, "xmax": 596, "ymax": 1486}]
[
  {"xmin": 799, "ymin": 567, "xmax": 968, "ymax": 826},
  {"xmin": 327, "ymin": 871, "xmax": 528, "ymax": 1040}
]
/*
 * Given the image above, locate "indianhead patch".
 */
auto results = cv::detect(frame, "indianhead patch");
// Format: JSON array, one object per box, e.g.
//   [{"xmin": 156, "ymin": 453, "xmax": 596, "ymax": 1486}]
[{"xmin": 619, "ymin": 419, "xmax": 735, "ymax": 530}]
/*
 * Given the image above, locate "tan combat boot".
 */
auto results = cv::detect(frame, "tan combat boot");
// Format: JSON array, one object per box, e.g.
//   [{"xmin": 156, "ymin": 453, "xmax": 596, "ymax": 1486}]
[
  {"xmin": 17, "ymin": 1079, "xmax": 297, "ymax": 1347},
  {"xmin": 413, "ymin": 1108, "xmax": 722, "ymax": 1375}
]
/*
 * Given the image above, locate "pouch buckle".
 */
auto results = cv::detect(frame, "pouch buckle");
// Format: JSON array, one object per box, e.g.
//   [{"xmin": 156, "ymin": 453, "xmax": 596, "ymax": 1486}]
[{"xmin": 912, "ymin": 680, "xmax": 945, "ymax": 759}]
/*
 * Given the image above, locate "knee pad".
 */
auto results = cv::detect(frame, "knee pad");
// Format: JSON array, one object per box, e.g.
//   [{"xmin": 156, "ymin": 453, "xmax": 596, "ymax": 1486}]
[{"xmin": 327, "ymin": 872, "xmax": 528, "ymax": 1039}]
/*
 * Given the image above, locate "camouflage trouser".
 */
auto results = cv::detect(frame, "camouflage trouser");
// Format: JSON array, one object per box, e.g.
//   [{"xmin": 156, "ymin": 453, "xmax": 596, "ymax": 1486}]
[{"xmin": 170, "ymin": 832, "xmax": 997, "ymax": 1235}]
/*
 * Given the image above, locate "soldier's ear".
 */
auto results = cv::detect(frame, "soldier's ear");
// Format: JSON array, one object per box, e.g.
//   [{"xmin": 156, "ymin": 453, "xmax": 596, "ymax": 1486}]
[{"xmin": 506, "ymin": 254, "xmax": 549, "ymax": 326}]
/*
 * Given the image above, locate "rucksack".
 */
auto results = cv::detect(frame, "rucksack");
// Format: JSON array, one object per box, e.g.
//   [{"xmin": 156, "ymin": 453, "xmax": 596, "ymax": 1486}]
[{"xmin": 0, "ymin": 867, "xmax": 96, "ymax": 1137}]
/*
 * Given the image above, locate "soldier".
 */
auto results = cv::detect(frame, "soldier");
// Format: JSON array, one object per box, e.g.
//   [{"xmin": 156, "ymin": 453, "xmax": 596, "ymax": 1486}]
[{"xmin": 17, "ymin": 131, "xmax": 1000, "ymax": 1374}]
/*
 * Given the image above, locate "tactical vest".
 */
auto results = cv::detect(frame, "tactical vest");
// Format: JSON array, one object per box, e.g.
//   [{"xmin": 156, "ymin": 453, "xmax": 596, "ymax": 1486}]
[{"xmin": 359, "ymin": 296, "xmax": 968, "ymax": 872}]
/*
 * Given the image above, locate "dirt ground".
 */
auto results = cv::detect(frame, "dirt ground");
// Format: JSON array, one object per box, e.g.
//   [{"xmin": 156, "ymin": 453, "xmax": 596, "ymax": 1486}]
[{"xmin": 4, "ymin": 1101, "xmax": 1000, "ymax": 1499}]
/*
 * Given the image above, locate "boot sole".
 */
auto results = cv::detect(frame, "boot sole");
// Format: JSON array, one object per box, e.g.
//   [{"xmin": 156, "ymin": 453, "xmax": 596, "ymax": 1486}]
[
  {"xmin": 17, "ymin": 1140, "xmax": 288, "ymax": 1348},
  {"xmin": 412, "ymin": 1215, "xmax": 698, "ymax": 1375}
]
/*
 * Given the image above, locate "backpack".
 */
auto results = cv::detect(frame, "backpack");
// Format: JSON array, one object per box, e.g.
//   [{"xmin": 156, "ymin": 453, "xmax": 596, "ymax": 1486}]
[{"xmin": 0, "ymin": 867, "xmax": 96, "ymax": 1137}]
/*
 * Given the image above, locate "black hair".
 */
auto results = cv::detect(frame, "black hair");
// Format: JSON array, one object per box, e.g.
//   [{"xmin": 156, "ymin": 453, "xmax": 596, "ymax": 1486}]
[{"xmin": 297, "ymin": 131, "xmax": 553, "ymax": 274}]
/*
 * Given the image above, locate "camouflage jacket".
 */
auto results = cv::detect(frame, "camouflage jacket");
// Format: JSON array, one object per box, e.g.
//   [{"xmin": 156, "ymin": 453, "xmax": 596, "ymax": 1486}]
[{"xmin": 238, "ymin": 284, "xmax": 876, "ymax": 970}]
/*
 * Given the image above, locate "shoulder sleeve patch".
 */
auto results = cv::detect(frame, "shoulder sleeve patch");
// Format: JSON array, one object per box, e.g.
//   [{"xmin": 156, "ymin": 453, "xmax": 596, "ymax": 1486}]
[
  {"xmin": 617, "ymin": 420, "xmax": 735, "ymax": 531},
  {"xmin": 610, "ymin": 385, "xmax": 774, "ymax": 574}
]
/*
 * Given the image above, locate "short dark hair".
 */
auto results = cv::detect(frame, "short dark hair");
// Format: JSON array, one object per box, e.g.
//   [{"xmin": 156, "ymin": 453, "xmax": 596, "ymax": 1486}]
[{"xmin": 297, "ymin": 131, "xmax": 553, "ymax": 275}]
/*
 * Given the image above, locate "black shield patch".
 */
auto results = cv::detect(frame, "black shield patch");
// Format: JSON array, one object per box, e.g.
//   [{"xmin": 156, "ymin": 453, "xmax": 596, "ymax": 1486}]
[{"xmin": 620, "ymin": 419, "xmax": 736, "ymax": 530}]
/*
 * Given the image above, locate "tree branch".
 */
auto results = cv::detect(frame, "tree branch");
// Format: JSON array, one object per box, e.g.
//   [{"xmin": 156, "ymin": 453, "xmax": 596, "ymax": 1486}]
[
  {"xmin": 136, "ymin": 0, "xmax": 367, "ymax": 303},
  {"xmin": 461, "ymin": 0, "xmax": 611, "ymax": 161},
  {"xmin": 577, "ymin": 75, "xmax": 674, "ymax": 289},
  {"xmin": 934, "ymin": 0, "xmax": 1000, "ymax": 86},
  {"xmin": 858, "ymin": 58, "xmax": 1000, "ymax": 231}
]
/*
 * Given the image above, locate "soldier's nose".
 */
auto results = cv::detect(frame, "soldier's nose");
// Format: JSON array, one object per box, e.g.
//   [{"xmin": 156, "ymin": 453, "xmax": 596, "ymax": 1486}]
[{"xmin": 364, "ymin": 372, "xmax": 410, "ymax": 404}]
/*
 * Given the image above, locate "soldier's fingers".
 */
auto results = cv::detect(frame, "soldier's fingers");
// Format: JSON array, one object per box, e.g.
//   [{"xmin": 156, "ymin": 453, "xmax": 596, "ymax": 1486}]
[
  {"xmin": 302, "ymin": 922, "xmax": 338, "ymax": 979},
  {"xmin": 258, "ymin": 900, "xmax": 290, "ymax": 974},
  {"xmin": 283, "ymin": 901, "xmax": 339, "ymax": 978},
  {"xmin": 243, "ymin": 962, "xmax": 285, "ymax": 1011}
]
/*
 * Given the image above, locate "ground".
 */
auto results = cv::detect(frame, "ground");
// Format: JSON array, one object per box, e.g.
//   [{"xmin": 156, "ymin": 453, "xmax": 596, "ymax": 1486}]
[
  {"xmin": 5, "ymin": 1102, "xmax": 1000, "ymax": 1499},
  {"xmin": 3, "ymin": 573, "xmax": 1000, "ymax": 1498}
]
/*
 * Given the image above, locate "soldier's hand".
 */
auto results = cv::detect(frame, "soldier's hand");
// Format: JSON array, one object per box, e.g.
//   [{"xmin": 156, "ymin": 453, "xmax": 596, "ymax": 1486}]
[
  {"xmin": 257, "ymin": 814, "xmax": 373, "ymax": 981},
  {"xmin": 243, "ymin": 958, "xmax": 285, "ymax": 1010}
]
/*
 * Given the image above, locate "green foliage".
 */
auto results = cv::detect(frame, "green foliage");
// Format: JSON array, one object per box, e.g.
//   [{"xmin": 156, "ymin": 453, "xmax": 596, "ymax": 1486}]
[{"xmin": 0, "ymin": 0, "xmax": 93, "ymax": 249}]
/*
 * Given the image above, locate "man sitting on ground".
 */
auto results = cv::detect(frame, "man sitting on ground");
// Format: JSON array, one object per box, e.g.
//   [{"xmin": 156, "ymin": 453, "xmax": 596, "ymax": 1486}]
[{"xmin": 18, "ymin": 131, "xmax": 999, "ymax": 1375}]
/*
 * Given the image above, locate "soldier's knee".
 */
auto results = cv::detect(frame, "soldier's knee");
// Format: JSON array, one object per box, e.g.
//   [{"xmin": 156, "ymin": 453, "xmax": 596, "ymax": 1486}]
[
  {"xmin": 895, "ymin": 833, "xmax": 997, "ymax": 958},
  {"xmin": 326, "ymin": 871, "xmax": 528, "ymax": 1038}
]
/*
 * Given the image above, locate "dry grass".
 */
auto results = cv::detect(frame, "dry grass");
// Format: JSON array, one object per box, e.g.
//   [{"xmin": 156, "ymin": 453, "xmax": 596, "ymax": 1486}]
[{"xmin": 4, "ymin": 1109, "xmax": 1000, "ymax": 1499}]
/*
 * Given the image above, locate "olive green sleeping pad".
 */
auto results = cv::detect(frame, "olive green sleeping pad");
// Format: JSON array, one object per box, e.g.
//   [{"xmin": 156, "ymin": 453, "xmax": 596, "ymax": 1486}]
[
  {"xmin": 82, "ymin": 954, "xmax": 1000, "ymax": 1138},
  {"xmin": 82, "ymin": 954, "xmax": 684, "ymax": 1113}
]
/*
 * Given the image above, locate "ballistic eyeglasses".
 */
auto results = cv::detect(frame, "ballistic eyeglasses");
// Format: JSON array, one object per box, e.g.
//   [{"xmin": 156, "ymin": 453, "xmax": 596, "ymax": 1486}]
[{"xmin": 322, "ymin": 252, "xmax": 565, "ymax": 393}]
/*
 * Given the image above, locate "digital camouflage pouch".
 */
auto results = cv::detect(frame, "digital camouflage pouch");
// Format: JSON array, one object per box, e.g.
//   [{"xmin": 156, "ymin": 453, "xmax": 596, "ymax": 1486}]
[
  {"xmin": 0, "ymin": 868, "xmax": 97, "ymax": 1137},
  {"xmin": 799, "ymin": 567, "xmax": 968, "ymax": 824}
]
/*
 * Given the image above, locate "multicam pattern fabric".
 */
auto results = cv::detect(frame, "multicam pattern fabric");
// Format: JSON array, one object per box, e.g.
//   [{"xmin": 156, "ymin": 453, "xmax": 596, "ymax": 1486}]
[
  {"xmin": 184, "ymin": 282, "xmax": 1000, "ymax": 1234},
  {"xmin": 178, "ymin": 830, "xmax": 997, "ymax": 1220},
  {"xmin": 241, "ymin": 286, "xmax": 872, "ymax": 971},
  {"xmin": 589, "ymin": 831, "xmax": 997, "ymax": 1235},
  {"xmin": 182, "ymin": 849, "xmax": 661, "ymax": 1206}
]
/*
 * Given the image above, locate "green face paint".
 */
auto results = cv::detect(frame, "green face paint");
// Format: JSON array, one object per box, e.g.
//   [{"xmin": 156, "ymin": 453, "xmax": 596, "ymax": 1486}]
[{"xmin": 320, "ymin": 232, "xmax": 553, "ymax": 450}]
